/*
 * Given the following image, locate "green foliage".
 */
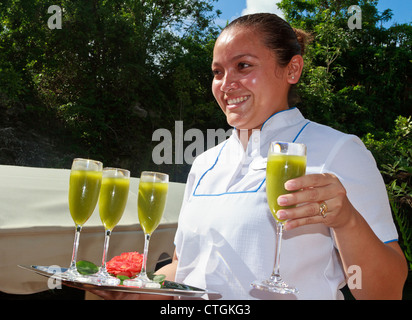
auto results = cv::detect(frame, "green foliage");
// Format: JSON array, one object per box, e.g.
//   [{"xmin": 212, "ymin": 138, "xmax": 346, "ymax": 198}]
[
  {"xmin": 363, "ymin": 116, "xmax": 412, "ymax": 270},
  {"xmin": 0, "ymin": 0, "xmax": 223, "ymax": 180},
  {"xmin": 278, "ymin": 0, "xmax": 411, "ymax": 137}
]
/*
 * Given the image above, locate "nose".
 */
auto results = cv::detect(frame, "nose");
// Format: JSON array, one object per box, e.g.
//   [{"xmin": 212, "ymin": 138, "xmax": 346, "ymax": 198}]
[{"xmin": 220, "ymin": 71, "xmax": 239, "ymax": 93}]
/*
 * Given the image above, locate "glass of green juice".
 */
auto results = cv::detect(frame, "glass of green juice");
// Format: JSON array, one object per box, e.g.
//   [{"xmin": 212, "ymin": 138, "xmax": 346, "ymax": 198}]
[
  {"xmin": 125, "ymin": 171, "xmax": 168, "ymax": 287},
  {"xmin": 65, "ymin": 158, "xmax": 103, "ymax": 281},
  {"xmin": 91, "ymin": 168, "xmax": 130, "ymax": 286},
  {"xmin": 251, "ymin": 141, "xmax": 306, "ymax": 294}
]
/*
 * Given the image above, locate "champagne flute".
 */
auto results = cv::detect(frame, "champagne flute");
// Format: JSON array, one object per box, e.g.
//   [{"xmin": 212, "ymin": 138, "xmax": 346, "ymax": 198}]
[
  {"xmin": 252, "ymin": 142, "xmax": 306, "ymax": 294},
  {"xmin": 65, "ymin": 158, "xmax": 103, "ymax": 281},
  {"xmin": 125, "ymin": 171, "xmax": 168, "ymax": 287},
  {"xmin": 91, "ymin": 168, "xmax": 130, "ymax": 286}
]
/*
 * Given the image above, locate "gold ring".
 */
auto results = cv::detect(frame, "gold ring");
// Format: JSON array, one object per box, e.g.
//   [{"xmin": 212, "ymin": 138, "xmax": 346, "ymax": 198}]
[{"xmin": 319, "ymin": 202, "xmax": 328, "ymax": 218}]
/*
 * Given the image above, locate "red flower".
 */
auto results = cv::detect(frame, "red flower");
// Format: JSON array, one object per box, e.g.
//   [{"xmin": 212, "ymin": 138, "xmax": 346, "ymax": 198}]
[{"xmin": 106, "ymin": 252, "xmax": 143, "ymax": 278}]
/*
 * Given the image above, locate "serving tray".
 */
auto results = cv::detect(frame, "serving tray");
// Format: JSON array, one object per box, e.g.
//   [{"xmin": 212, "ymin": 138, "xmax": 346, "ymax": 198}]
[{"xmin": 18, "ymin": 264, "xmax": 210, "ymax": 297}]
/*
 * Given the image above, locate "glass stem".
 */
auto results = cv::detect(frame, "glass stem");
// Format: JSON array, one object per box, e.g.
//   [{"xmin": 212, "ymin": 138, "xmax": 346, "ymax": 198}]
[
  {"xmin": 271, "ymin": 222, "xmax": 284, "ymax": 281},
  {"xmin": 101, "ymin": 229, "xmax": 111, "ymax": 273},
  {"xmin": 69, "ymin": 225, "xmax": 82, "ymax": 271},
  {"xmin": 140, "ymin": 233, "xmax": 151, "ymax": 278}
]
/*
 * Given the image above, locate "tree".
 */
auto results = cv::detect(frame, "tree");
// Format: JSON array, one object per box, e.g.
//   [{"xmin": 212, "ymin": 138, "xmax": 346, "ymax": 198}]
[
  {"xmin": 0, "ymin": 0, "xmax": 223, "ymax": 180},
  {"xmin": 278, "ymin": 0, "xmax": 411, "ymax": 137}
]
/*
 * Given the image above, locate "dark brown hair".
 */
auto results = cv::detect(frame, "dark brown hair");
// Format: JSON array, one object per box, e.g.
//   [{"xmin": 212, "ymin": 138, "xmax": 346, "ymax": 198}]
[{"xmin": 223, "ymin": 13, "xmax": 312, "ymax": 105}]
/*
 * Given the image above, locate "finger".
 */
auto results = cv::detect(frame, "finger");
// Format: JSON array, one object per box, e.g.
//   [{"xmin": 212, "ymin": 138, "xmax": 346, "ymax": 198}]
[
  {"xmin": 283, "ymin": 200, "xmax": 334, "ymax": 230},
  {"xmin": 278, "ymin": 184, "xmax": 334, "ymax": 207},
  {"xmin": 277, "ymin": 202, "xmax": 322, "ymax": 221},
  {"xmin": 284, "ymin": 173, "xmax": 337, "ymax": 191},
  {"xmin": 278, "ymin": 199, "xmax": 335, "ymax": 221},
  {"xmin": 285, "ymin": 214, "xmax": 325, "ymax": 230},
  {"xmin": 85, "ymin": 289, "xmax": 140, "ymax": 300}
]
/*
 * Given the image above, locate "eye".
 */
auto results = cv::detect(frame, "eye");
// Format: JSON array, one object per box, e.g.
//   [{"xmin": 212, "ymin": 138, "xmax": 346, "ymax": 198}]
[
  {"xmin": 212, "ymin": 69, "xmax": 223, "ymax": 78},
  {"xmin": 238, "ymin": 62, "xmax": 251, "ymax": 70}
]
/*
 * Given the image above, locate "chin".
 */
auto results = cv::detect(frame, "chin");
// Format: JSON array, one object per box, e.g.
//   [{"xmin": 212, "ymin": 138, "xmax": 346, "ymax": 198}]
[
  {"xmin": 225, "ymin": 113, "xmax": 248, "ymax": 128},
  {"xmin": 226, "ymin": 116, "xmax": 242, "ymax": 129}
]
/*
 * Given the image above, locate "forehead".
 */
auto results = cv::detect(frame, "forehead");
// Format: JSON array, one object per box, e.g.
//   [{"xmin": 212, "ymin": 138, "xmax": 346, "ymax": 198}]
[{"xmin": 213, "ymin": 27, "xmax": 272, "ymax": 63}]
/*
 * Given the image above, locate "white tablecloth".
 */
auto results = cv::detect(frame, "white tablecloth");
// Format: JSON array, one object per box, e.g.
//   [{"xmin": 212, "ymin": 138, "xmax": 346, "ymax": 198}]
[{"xmin": 0, "ymin": 165, "xmax": 184, "ymax": 294}]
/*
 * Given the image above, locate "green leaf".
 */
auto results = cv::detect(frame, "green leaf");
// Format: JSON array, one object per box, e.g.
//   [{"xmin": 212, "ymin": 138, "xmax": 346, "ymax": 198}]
[
  {"xmin": 147, "ymin": 271, "xmax": 166, "ymax": 284},
  {"xmin": 116, "ymin": 275, "xmax": 131, "ymax": 285},
  {"xmin": 152, "ymin": 274, "xmax": 166, "ymax": 284},
  {"xmin": 76, "ymin": 260, "xmax": 99, "ymax": 275}
]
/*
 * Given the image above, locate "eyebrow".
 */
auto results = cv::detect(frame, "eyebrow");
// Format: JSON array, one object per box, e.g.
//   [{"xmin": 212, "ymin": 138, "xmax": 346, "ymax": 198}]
[{"xmin": 211, "ymin": 53, "xmax": 259, "ymax": 68}]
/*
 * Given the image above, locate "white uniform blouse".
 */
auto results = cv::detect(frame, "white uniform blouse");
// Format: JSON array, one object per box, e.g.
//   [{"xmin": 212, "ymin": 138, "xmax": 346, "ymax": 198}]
[{"xmin": 174, "ymin": 107, "xmax": 398, "ymax": 300}]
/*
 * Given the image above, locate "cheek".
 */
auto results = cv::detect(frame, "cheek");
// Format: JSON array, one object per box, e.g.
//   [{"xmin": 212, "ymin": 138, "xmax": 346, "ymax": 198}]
[
  {"xmin": 211, "ymin": 81, "xmax": 220, "ymax": 99},
  {"xmin": 240, "ymin": 76, "xmax": 259, "ymax": 103},
  {"xmin": 211, "ymin": 82, "xmax": 226, "ymax": 110},
  {"xmin": 241, "ymin": 73, "xmax": 259, "ymax": 92}
]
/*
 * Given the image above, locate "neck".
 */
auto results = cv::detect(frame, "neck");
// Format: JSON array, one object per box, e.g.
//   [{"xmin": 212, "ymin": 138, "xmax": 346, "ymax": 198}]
[
  {"xmin": 235, "ymin": 106, "xmax": 291, "ymax": 150},
  {"xmin": 236, "ymin": 128, "xmax": 260, "ymax": 150}
]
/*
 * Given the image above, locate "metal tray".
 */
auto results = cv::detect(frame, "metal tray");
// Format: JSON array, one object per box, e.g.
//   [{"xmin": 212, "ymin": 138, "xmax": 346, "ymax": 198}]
[{"xmin": 18, "ymin": 265, "xmax": 211, "ymax": 297}]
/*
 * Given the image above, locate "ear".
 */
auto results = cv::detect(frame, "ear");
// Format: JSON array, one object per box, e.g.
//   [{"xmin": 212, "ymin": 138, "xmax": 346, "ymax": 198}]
[{"xmin": 287, "ymin": 55, "xmax": 304, "ymax": 84}]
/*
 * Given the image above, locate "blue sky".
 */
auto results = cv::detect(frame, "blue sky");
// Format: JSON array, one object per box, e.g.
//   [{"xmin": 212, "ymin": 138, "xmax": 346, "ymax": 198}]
[{"xmin": 213, "ymin": 0, "xmax": 411, "ymax": 28}]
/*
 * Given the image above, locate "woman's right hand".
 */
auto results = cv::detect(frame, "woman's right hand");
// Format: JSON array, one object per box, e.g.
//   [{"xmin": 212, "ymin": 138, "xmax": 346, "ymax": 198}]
[{"xmin": 87, "ymin": 290, "xmax": 174, "ymax": 300}]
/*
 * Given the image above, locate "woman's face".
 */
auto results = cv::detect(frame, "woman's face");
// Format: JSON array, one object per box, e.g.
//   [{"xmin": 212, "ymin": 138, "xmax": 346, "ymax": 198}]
[{"xmin": 211, "ymin": 27, "xmax": 292, "ymax": 131}]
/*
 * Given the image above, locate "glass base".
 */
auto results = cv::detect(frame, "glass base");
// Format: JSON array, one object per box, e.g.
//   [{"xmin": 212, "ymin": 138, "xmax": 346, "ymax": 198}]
[
  {"xmin": 89, "ymin": 269, "xmax": 120, "ymax": 286},
  {"xmin": 58, "ymin": 267, "xmax": 91, "ymax": 283},
  {"xmin": 123, "ymin": 278, "xmax": 144, "ymax": 288},
  {"xmin": 251, "ymin": 276, "xmax": 298, "ymax": 294},
  {"xmin": 123, "ymin": 276, "xmax": 161, "ymax": 289}
]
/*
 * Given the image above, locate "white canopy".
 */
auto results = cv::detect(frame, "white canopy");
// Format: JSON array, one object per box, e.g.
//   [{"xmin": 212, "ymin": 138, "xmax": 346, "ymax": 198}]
[{"xmin": 0, "ymin": 165, "xmax": 184, "ymax": 294}]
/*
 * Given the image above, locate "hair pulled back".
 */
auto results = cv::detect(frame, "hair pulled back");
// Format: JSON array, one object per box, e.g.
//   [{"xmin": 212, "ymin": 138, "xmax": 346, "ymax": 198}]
[
  {"xmin": 224, "ymin": 13, "xmax": 310, "ymax": 65},
  {"xmin": 223, "ymin": 13, "xmax": 312, "ymax": 105}
]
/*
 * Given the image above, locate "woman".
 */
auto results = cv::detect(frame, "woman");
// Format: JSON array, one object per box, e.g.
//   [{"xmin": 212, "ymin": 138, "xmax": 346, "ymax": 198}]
[{"xmin": 97, "ymin": 13, "xmax": 407, "ymax": 300}]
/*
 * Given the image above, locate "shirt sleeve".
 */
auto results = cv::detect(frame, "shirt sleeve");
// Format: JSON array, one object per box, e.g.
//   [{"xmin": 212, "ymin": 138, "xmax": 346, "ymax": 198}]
[{"xmin": 323, "ymin": 135, "xmax": 398, "ymax": 243}]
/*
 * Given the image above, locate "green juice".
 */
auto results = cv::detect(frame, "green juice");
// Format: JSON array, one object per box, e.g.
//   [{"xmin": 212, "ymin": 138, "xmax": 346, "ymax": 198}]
[
  {"xmin": 69, "ymin": 170, "xmax": 102, "ymax": 226},
  {"xmin": 138, "ymin": 181, "xmax": 168, "ymax": 235},
  {"xmin": 266, "ymin": 154, "xmax": 306, "ymax": 223},
  {"xmin": 99, "ymin": 177, "xmax": 130, "ymax": 231}
]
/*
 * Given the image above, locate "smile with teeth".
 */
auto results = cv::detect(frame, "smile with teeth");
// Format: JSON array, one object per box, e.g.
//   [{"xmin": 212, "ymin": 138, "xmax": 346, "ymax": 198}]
[{"xmin": 227, "ymin": 96, "xmax": 250, "ymax": 105}]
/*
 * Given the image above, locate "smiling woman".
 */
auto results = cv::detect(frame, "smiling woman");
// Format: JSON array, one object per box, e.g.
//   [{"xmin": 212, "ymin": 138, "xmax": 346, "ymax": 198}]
[
  {"xmin": 89, "ymin": 13, "xmax": 408, "ymax": 300},
  {"xmin": 211, "ymin": 28, "xmax": 292, "ymax": 134},
  {"xmin": 172, "ymin": 13, "xmax": 407, "ymax": 300},
  {"xmin": 211, "ymin": 14, "xmax": 309, "ymax": 142}
]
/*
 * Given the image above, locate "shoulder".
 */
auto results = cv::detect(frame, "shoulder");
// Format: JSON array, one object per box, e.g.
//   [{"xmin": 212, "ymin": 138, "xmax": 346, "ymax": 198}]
[
  {"xmin": 302, "ymin": 122, "xmax": 397, "ymax": 241},
  {"xmin": 301, "ymin": 121, "xmax": 371, "ymax": 169},
  {"xmin": 304, "ymin": 121, "xmax": 360, "ymax": 145}
]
